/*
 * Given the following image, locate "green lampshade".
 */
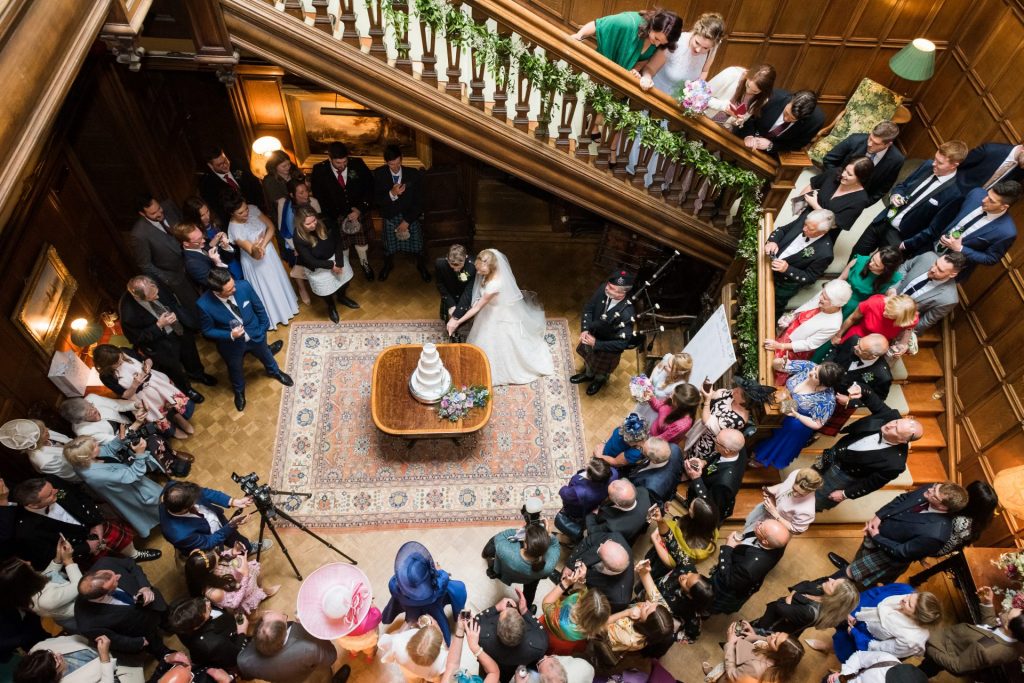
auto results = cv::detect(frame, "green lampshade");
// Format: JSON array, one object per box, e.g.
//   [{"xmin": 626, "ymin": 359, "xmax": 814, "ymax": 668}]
[
  {"xmin": 69, "ymin": 318, "xmax": 103, "ymax": 348},
  {"xmin": 889, "ymin": 38, "xmax": 936, "ymax": 81}
]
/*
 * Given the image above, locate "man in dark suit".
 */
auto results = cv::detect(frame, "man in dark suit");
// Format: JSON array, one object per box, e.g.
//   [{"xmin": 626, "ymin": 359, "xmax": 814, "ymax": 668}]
[
  {"xmin": 683, "ymin": 428, "xmax": 747, "ymax": 525},
  {"xmin": 75, "ymin": 556, "xmax": 184, "ymax": 662},
  {"xmin": 159, "ymin": 480, "xmax": 258, "ymax": 554},
  {"xmin": 11, "ymin": 477, "xmax": 160, "ymax": 569},
  {"xmin": 310, "ymin": 141, "xmax": 375, "ymax": 281},
  {"xmin": 585, "ymin": 479, "xmax": 651, "ymax": 544},
  {"xmin": 238, "ymin": 610, "xmax": 346, "ymax": 683},
  {"xmin": 850, "ymin": 141, "xmax": 968, "ymax": 257},
  {"xmin": 373, "ymin": 144, "xmax": 429, "ymax": 282},
  {"xmin": 903, "ymin": 181, "xmax": 1019, "ymax": 280},
  {"xmin": 815, "ymin": 387, "xmax": 923, "ymax": 511},
  {"xmin": 736, "ymin": 89, "xmax": 825, "ymax": 155},
  {"xmin": 628, "ymin": 440, "xmax": 684, "ymax": 505},
  {"xmin": 571, "ymin": 271, "xmax": 636, "ymax": 396},
  {"xmin": 956, "ymin": 141, "xmax": 1024, "ymax": 191},
  {"xmin": 710, "ymin": 518, "xmax": 790, "ymax": 614},
  {"xmin": 120, "ymin": 275, "xmax": 212, "ymax": 403},
  {"xmin": 818, "ymin": 334, "xmax": 892, "ymax": 436},
  {"xmin": 562, "ymin": 531, "xmax": 634, "ymax": 611},
  {"xmin": 830, "ymin": 482, "xmax": 967, "ymax": 588},
  {"xmin": 764, "ymin": 208, "xmax": 835, "ymax": 311},
  {"xmin": 436, "ymin": 243, "xmax": 475, "ymax": 330},
  {"xmin": 197, "ymin": 267, "xmax": 292, "ymax": 411},
  {"xmin": 128, "ymin": 193, "xmax": 199, "ymax": 319},
  {"xmin": 172, "ymin": 221, "xmax": 230, "ymax": 292},
  {"xmin": 822, "ymin": 121, "xmax": 905, "ymax": 203},
  {"xmin": 475, "ymin": 594, "xmax": 549, "ymax": 682},
  {"xmin": 198, "ymin": 146, "xmax": 264, "ymax": 226},
  {"xmin": 892, "ymin": 251, "xmax": 966, "ymax": 331},
  {"xmin": 168, "ymin": 597, "xmax": 248, "ymax": 671}
]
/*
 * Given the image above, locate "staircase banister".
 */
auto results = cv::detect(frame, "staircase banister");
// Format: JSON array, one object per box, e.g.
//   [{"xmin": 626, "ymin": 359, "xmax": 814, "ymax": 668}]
[
  {"xmin": 756, "ymin": 211, "xmax": 782, "ymax": 416},
  {"xmin": 466, "ymin": 0, "xmax": 778, "ymax": 181}
]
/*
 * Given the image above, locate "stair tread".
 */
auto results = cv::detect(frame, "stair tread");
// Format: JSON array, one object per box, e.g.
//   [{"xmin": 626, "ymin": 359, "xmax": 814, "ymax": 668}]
[
  {"xmin": 913, "ymin": 416, "xmax": 946, "ymax": 449},
  {"xmin": 901, "ymin": 382, "xmax": 944, "ymax": 415},
  {"xmin": 917, "ymin": 329, "xmax": 941, "ymax": 346},
  {"xmin": 902, "ymin": 351, "xmax": 942, "ymax": 379},
  {"xmin": 907, "ymin": 450, "xmax": 948, "ymax": 484}
]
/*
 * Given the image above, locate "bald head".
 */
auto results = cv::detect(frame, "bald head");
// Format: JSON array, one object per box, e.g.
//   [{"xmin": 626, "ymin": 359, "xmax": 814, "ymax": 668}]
[
  {"xmin": 856, "ymin": 333, "xmax": 889, "ymax": 359},
  {"xmin": 881, "ymin": 417, "xmax": 923, "ymax": 444},
  {"xmin": 717, "ymin": 428, "xmax": 745, "ymax": 456},
  {"xmin": 597, "ymin": 538, "xmax": 630, "ymax": 574},
  {"xmin": 608, "ymin": 480, "xmax": 636, "ymax": 508},
  {"xmin": 758, "ymin": 519, "xmax": 791, "ymax": 549}
]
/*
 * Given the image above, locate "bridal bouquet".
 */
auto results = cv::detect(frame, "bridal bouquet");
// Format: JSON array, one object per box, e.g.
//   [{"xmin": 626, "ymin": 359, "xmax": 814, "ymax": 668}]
[
  {"xmin": 678, "ymin": 79, "xmax": 712, "ymax": 116},
  {"xmin": 438, "ymin": 385, "xmax": 490, "ymax": 422},
  {"xmin": 629, "ymin": 374, "xmax": 654, "ymax": 402}
]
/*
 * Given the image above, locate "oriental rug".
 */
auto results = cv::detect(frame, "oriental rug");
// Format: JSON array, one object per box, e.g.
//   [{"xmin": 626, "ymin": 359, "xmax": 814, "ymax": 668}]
[{"xmin": 268, "ymin": 319, "xmax": 586, "ymax": 530}]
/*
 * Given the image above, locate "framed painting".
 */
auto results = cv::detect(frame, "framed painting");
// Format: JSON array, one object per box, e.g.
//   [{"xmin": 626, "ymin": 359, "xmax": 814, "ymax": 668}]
[
  {"xmin": 283, "ymin": 87, "xmax": 431, "ymax": 169},
  {"xmin": 13, "ymin": 244, "xmax": 78, "ymax": 358}
]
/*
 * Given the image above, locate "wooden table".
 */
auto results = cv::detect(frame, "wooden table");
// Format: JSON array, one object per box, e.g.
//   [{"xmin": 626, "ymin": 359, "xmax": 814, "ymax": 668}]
[{"xmin": 370, "ymin": 343, "xmax": 492, "ymax": 445}]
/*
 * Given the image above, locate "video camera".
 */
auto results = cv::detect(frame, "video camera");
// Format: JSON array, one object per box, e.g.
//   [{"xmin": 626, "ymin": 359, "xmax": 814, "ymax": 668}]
[{"xmin": 231, "ymin": 471, "xmax": 276, "ymax": 518}]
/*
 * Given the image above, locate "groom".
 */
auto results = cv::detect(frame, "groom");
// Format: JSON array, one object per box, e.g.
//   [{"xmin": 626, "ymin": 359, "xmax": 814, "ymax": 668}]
[
  {"xmin": 435, "ymin": 244, "xmax": 476, "ymax": 340},
  {"xmin": 571, "ymin": 271, "xmax": 636, "ymax": 395}
]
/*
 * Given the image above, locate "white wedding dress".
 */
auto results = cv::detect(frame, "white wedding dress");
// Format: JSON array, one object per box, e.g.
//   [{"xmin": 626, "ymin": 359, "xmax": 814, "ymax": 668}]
[{"xmin": 466, "ymin": 251, "xmax": 554, "ymax": 386}]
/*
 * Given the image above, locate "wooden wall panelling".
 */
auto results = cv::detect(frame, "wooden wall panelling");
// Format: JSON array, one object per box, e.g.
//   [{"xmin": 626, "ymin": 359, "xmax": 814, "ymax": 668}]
[{"xmin": 232, "ymin": 67, "xmax": 296, "ymax": 171}]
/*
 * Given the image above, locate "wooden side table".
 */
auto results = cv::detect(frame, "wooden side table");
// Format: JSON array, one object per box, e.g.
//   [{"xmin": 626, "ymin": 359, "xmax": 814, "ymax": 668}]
[{"xmin": 370, "ymin": 343, "xmax": 492, "ymax": 445}]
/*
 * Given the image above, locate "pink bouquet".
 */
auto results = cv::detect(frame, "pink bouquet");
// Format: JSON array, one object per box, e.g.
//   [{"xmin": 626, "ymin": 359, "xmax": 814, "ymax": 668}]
[
  {"xmin": 438, "ymin": 385, "xmax": 490, "ymax": 422},
  {"xmin": 629, "ymin": 374, "xmax": 655, "ymax": 402},
  {"xmin": 678, "ymin": 79, "xmax": 712, "ymax": 115}
]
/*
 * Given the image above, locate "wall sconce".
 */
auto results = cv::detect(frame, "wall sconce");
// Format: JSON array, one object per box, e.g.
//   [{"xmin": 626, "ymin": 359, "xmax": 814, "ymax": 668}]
[
  {"xmin": 252, "ymin": 136, "xmax": 282, "ymax": 157},
  {"xmin": 889, "ymin": 38, "xmax": 936, "ymax": 82},
  {"xmin": 69, "ymin": 317, "xmax": 102, "ymax": 353}
]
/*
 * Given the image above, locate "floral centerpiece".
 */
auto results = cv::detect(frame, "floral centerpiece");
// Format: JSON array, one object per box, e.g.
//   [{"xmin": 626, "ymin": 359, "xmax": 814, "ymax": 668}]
[
  {"xmin": 992, "ymin": 550, "xmax": 1024, "ymax": 611},
  {"xmin": 629, "ymin": 374, "xmax": 654, "ymax": 402},
  {"xmin": 677, "ymin": 79, "xmax": 712, "ymax": 116},
  {"xmin": 437, "ymin": 385, "xmax": 490, "ymax": 422}
]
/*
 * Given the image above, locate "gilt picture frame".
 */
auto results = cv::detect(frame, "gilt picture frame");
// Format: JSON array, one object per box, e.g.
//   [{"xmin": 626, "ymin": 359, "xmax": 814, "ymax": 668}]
[
  {"xmin": 13, "ymin": 244, "xmax": 78, "ymax": 358},
  {"xmin": 283, "ymin": 86, "xmax": 431, "ymax": 170}
]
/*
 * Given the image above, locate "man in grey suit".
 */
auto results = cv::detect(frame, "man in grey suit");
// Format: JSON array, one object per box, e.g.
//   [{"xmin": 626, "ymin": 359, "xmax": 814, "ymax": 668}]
[
  {"xmin": 129, "ymin": 193, "xmax": 198, "ymax": 319},
  {"xmin": 890, "ymin": 251, "xmax": 966, "ymax": 332},
  {"xmin": 237, "ymin": 610, "xmax": 348, "ymax": 683}
]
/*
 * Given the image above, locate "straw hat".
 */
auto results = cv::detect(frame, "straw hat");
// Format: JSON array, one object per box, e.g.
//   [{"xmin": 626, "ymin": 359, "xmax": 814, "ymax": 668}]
[{"xmin": 296, "ymin": 562, "xmax": 373, "ymax": 639}]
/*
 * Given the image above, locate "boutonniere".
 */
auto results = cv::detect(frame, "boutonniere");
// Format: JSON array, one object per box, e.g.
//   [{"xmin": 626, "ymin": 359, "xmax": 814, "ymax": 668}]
[
  {"xmin": 801, "ymin": 246, "xmax": 815, "ymax": 258},
  {"xmin": 458, "ymin": 271, "xmax": 469, "ymax": 282},
  {"xmin": 231, "ymin": 169, "xmax": 242, "ymax": 180},
  {"xmin": 862, "ymin": 372, "xmax": 875, "ymax": 383},
  {"xmin": 55, "ymin": 488, "xmax": 67, "ymax": 502},
  {"xmin": 705, "ymin": 462, "xmax": 718, "ymax": 476},
  {"xmin": 348, "ymin": 169, "xmax": 358, "ymax": 181}
]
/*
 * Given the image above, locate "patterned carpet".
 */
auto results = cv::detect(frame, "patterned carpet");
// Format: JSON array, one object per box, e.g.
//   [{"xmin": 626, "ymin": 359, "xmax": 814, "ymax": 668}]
[{"xmin": 269, "ymin": 319, "xmax": 586, "ymax": 529}]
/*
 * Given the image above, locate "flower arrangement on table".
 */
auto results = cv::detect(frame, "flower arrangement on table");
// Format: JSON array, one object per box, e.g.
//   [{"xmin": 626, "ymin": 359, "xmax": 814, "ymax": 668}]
[
  {"xmin": 677, "ymin": 79, "xmax": 712, "ymax": 116},
  {"xmin": 437, "ymin": 385, "xmax": 490, "ymax": 422},
  {"xmin": 629, "ymin": 375, "xmax": 654, "ymax": 402},
  {"xmin": 992, "ymin": 550, "xmax": 1024, "ymax": 611}
]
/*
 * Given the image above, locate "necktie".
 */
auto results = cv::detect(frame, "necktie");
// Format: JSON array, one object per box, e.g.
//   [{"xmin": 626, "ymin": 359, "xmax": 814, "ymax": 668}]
[
  {"xmin": 867, "ymin": 151, "xmax": 879, "ymax": 164},
  {"xmin": 936, "ymin": 212, "xmax": 986, "ymax": 253},
  {"xmin": 336, "ymin": 170, "xmax": 346, "ymax": 188},
  {"xmin": 225, "ymin": 298, "xmax": 243, "ymax": 320},
  {"xmin": 767, "ymin": 121, "xmax": 789, "ymax": 138},
  {"xmin": 392, "ymin": 174, "xmax": 401, "ymax": 185},
  {"xmin": 901, "ymin": 277, "xmax": 931, "ymax": 297},
  {"xmin": 150, "ymin": 299, "xmax": 184, "ymax": 335},
  {"xmin": 984, "ymin": 157, "xmax": 1018, "ymax": 189},
  {"xmin": 161, "ymin": 219, "xmax": 171, "ymax": 232},
  {"xmin": 911, "ymin": 501, "xmax": 929, "ymax": 513},
  {"xmin": 111, "ymin": 588, "xmax": 135, "ymax": 606},
  {"xmin": 223, "ymin": 174, "xmax": 240, "ymax": 191}
]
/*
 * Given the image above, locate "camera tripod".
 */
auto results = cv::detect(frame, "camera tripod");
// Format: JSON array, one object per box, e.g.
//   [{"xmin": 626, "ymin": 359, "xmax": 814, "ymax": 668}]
[{"xmin": 250, "ymin": 487, "xmax": 357, "ymax": 580}]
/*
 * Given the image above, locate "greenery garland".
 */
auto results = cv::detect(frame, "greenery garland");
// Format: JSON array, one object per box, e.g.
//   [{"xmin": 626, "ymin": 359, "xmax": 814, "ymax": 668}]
[{"xmin": 378, "ymin": 0, "xmax": 763, "ymax": 377}]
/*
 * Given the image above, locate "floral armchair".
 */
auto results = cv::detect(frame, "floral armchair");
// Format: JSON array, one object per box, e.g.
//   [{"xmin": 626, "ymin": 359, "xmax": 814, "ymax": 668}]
[{"xmin": 807, "ymin": 78, "xmax": 903, "ymax": 165}]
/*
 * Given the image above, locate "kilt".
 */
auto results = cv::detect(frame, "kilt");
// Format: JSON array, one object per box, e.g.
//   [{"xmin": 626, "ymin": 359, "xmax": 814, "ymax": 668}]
[
  {"xmin": 337, "ymin": 216, "xmax": 371, "ymax": 249},
  {"xmin": 576, "ymin": 341, "xmax": 623, "ymax": 376},
  {"xmin": 819, "ymin": 404, "xmax": 856, "ymax": 437},
  {"xmin": 98, "ymin": 519, "xmax": 135, "ymax": 557},
  {"xmin": 382, "ymin": 215, "xmax": 423, "ymax": 255},
  {"xmin": 848, "ymin": 540, "xmax": 907, "ymax": 587}
]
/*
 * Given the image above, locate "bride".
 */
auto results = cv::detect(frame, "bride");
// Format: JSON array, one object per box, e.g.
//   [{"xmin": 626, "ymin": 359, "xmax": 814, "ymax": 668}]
[{"xmin": 446, "ymin": 249, "xmax": 555, "ymax": 386}]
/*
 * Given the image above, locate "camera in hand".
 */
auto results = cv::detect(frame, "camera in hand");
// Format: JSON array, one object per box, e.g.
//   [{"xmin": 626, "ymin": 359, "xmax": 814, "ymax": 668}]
[
  {"xmin": 125, "ymin": 422, "xmax": 158, "ymax": 446},
  {"xmin": 232, "ymin": 471, "xmax": 276, "ymax": 518}
]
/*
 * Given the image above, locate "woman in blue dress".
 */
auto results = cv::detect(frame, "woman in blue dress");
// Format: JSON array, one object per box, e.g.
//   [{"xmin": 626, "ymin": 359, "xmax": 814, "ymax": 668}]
[
  {"xmin": 381, "ymin": 541, "xmax": 467, "ymax": 646},
  {"xmin": 752, "ymin": 360, "xmax": 842, "ymax": 470}
]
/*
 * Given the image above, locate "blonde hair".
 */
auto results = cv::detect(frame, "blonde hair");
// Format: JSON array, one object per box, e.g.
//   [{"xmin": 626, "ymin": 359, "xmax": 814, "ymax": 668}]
[
  {"xmin": 63, "ymin": 435, "xmax": 98, "ymax": 468},
  {"xmin": 937, "ymin": 140, "xmax": 969, "ymax": 164},
  {"xmin": 407, "ymin": 621, "xmax": 443, "ymax": 666},
  {"xmin": 691, "ymin": 12, "xmax": 725, "ymax": 43},
  {"xmin": 914, "ymin": 592, "xmax": 942, "ymax": 625},
  {"xmin": 570, "ymin": 588, "xmax": 610, "ymax": 637},
  {"xmin": 883, "ymin": 294, "xmax": 918, "ymax": 328},
  {"xmin": 794, "ymin": 468, "xmax": 823, "ymax": 493},
  {"xmin": 813, "ymin": 579, "xmax": 860, "ymax": 628},
  {"xmin": 665, "ymin": 352, "xmax": 693, "ymax": 384},
  {"xmin": 475, "ymin": 249, "xmax": 499, "ymax": 284}
]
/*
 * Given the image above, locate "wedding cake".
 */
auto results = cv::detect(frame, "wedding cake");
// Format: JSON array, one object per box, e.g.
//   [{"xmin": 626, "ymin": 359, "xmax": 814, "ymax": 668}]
[{"xmin": 409, "ymin": 343, "xmax": 452, "ymax": 404}]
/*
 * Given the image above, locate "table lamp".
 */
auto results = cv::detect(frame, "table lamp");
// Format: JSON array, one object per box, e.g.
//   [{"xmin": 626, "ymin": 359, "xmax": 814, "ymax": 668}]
[
  {"xmin": 889, "ymin": 38, "xmax": 936, "ymax": 82},
  {"xmin": 994, "ymin": 466, "xmax": 1024, "ymax": 519},
  {"xmin": 69, "ymin": 317, "xmax": 102, "ymax": 351},
  {"xmin": 252, "ymin": 135, "xmax": 282, "ymax": 156}
]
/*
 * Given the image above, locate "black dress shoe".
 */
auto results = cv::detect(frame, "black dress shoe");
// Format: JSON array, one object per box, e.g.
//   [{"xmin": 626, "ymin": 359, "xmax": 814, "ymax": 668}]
[
  {"xmin": 269, "ymin": 340, "xmax": 283, "ymax": 355},
  {"xmin": 133, "ymin": 548, "xmax": 162, "ymax": 562},
  {"xmin": 337, "ymin": 294, "xmax": 360, "ymax": 309},
  {"xmin": 828, "ymin": 552, "xmax": 850, "ymax": 570},
  {"xmin": 378, "ymin": 262, "xmax": 392, "ymax": 281},
  {"xmin": 331, "ymin": 664, "xmax": 351, "ymax": 683},
  {"xmin": 185, "ymin": 388, "xmax": 205, "ymax": 404},
  {"xmin": 234, "ymin": 391, "xmax": 246, "ymax": 412},
  {"xmin": 361, "ymin": 262, "xmax": 375, "ymax": 281},
  {"xmin": 418, "ymin": 266, "xmax": 432, "ymax": 282},
  {"xmin": 327, "ymin": 307, "xmax": 340, "ymax": 324},
  {"xmin": 268, "ymin": 371, "xmax": 294, "ymax": 387},
  {"xmin": 569, "ymin": 372, "xmax": 593, "ymax": 384},
  {"xmin": 189, "ymin": 373, "xmax": 218, "ymax": 386},
  {"xmin": 586, "ymin": 378, "xmax": 607, "ymax": 395}
]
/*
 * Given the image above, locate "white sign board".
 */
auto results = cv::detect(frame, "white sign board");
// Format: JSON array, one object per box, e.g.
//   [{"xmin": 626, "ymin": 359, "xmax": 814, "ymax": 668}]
[{"xmin": 682, "ymin": 304, "xmax": 736, "ymax": 386}]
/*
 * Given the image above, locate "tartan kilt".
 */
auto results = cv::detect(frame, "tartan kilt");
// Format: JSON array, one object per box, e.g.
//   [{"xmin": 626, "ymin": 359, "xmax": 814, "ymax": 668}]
[
  {"xmin": 382, "ymin": 215, "xmax": 423, "ymax": 255},
  {"xmin": 849, "ymin": 541, "xmax": 908, "ymax": 587},
  {"xmin": 576, "ymin": 341, "xmax": 623, "ymax": 376},
  {"xmin": 98, "ymin": 520, "xmax": 135, "ymax": 557},
  {"xmin": 818, "ymin": 405, "xmax": 856, "ymax": 437},
  {"xmin": 337, "ymin": 216, "xmax": 371, "ymax": 249}
]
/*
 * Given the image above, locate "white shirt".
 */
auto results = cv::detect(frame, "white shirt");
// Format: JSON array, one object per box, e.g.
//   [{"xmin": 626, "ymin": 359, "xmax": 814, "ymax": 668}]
[
  {"xmin": 858, "ymin": 595, "xmax": 929, "ymax": 657},
  {"xmin": 986, "ymin": 145, "xmax": 1024, "ymax": 187},
  {"xmin": 867, "ymin": 146, "xmax": 889, "ymax": 166},
  {"xmin": 892, "ymin": 171, "xmax": 956, "ymax": 228},
  {"xmin": 946, "ymin": 206, "xmax": 1006, "ymax": 241},
  {"xmin": 838, "ymin": 650, "xmax": 901, "ymax": 683},
  {"xmin": 170, "ymin": 504, "xmax": 223, "ymax": 535},
  {"xmin": 848, "ymin": 356, "xmax": 879, "ymax": 372},
  {"xmin": 899, "ymin": 272, "xmax": 941, "ymax": 300},
  {"xmin": 215, "ymin": 293, "xmax": 249, "ymax": 341},
  {"xmin": 332, "ymin": 167, "xmax": 349, "ymax": 185},
  {"xmin": 848, "ymin": 433, "xmax": 892, "ymax": 452},
  {"xmin": 27, "ymin": 430, "xmax": 80, "ymax": 482},
  {"xmin": 784, "ymin": 297, "xmax": 843, "ymax": 353},
  {"xmin": 777, "ymin": 231, "xmax": 826, "ymax": 260},
  {"xmin": 26, "ymin": 502, "xmax": 82, "ymax": 527}
]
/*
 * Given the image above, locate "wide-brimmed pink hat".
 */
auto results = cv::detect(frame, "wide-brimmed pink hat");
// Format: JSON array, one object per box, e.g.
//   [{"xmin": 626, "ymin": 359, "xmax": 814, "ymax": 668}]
[{"xmin": 296, "ymin": 562, "xmax": 373, "ymax": 639}]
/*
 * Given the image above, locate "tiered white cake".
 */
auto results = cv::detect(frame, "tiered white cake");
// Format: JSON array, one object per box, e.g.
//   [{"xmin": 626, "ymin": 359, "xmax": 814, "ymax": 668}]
[{"xmin": 409, "ymin": 343, "xmax": 452, "ymax": 404}]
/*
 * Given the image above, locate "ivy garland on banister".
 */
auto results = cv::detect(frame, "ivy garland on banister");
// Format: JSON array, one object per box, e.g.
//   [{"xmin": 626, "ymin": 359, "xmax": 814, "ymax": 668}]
[{"xmin": 374, "ymin": 0, "xmax": 763, "ymax": 377}]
